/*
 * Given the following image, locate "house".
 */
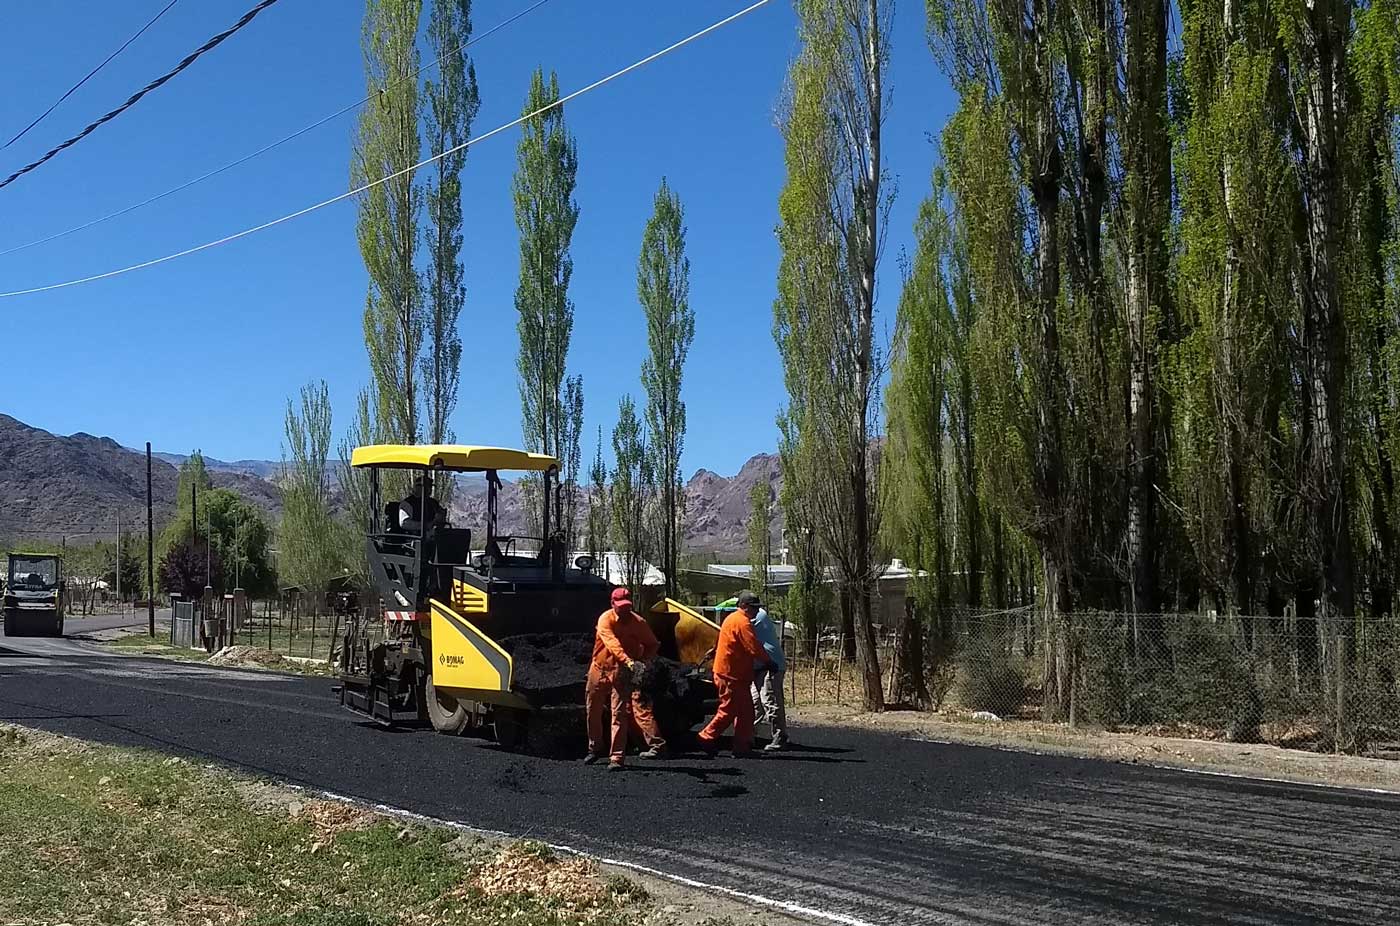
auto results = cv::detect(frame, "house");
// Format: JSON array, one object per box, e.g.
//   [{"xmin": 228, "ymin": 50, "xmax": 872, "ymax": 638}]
[
  {"xmin": 569, "ymin": 552, "xmax": 667, "ymax": 588},
  {"xmin": 679, "ymin": 559, "xmax": 925, "ymax": 630}
]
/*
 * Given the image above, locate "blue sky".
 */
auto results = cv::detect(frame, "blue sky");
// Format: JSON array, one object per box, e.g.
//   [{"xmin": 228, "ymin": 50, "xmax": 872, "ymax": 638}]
[{"xmin": 0, "ymin": 0, "xmax": 952, "ymax": 478}]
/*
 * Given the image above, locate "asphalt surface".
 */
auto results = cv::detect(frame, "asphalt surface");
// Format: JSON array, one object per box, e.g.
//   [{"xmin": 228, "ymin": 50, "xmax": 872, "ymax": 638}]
[{"xmin": 0, "ymin": 633, "xmax": 1396, "ymax": 925}]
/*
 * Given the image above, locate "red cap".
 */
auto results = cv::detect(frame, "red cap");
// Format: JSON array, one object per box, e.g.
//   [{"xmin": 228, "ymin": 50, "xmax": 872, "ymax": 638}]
[{"xmin": 611, "ymin": 587, "xmax": 633, "ymax": 608}]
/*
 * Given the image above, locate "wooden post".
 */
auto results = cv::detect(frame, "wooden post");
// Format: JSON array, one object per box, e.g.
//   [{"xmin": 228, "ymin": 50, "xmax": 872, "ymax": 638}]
[
  {"xmin": 811, "ymin": 633, "xmax": 820, "ymax": 704},
  {"xmin": 789, "ymin": 633, "xmax": 797, "ymax": 706},
  {"xmin": 311, "ymin": 609, "xmax": 318, "ymax": 660},
  {"xmin": 146, "ymin": 443, "xmax": 155, "ymax": 637},
  {"xmin": 328, "ymin": 614, "xmax": 341, "ymax": 665},
  {"xmin": 835, "ymin": 633, "xmax": 845, "ymax": 705}
]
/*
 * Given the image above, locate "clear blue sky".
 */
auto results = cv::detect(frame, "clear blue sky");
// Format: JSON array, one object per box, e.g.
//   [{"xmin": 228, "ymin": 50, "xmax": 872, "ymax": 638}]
[{"xmin": 0, "ymin": 0, "xmax": 952, "ymax": 478}]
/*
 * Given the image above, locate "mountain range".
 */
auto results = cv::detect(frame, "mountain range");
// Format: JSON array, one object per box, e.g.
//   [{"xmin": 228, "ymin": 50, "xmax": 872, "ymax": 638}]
[{"xmin": 0, "ymin": 414, "xmax": 778, "ymax": 555}]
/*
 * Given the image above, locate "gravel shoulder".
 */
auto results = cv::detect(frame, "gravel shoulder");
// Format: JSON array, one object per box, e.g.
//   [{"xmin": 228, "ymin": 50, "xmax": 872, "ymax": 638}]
[{"xmin": 792, "ymin": 704, "xmax": 1400, "ymax": 792}]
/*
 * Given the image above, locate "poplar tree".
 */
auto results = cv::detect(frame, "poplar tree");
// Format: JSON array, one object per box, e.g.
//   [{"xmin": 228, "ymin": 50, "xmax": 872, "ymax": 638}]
[
  {"xmin": 281, "ymin": 382, "xmax": 344, "ymax": 610},
  {"xmin": 514, "ymin": 69, "xmax": 577, "ymax": 460},
  {"xmin": 355, "ymin": 0, "xmax": 423, "ymax": 444},
  {"xmin": 422, "ymin": 0, "xmax": 480, "ymax": 494},
  {"xmin": 638, "ymin": 178, "xmax": 695, "ymax": 599},
  {"xmin": 610, "ymin": 396, "xmax": 652, "ymax": 594},
  {"xmin": 774, "ymin": 0, "xmax": 892, "ymax": 711},
  {"xmin": 513, "ymin": 68, "xmax": 579, "ymax": 532},
  {"xmin": 747, "ymin": 481, "xmax": 773, "ymax": 593}
]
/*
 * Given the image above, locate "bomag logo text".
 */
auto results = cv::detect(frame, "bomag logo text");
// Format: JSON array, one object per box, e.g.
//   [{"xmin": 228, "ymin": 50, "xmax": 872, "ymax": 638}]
[{"xmin": 438, "ymin": 653, "xmax": 465, "ymax": 666}]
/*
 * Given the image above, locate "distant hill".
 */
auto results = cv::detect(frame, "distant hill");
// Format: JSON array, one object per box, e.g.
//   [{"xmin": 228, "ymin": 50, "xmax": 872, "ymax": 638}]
[
  {"xmin": 1, "ymin": 414, "xmax": 780, "ymax": 555},
  {"xmin": 447, "ymin": 452, "xmax": 782, "ymax": 556},
  {"xmin": 0, "ymin": 415, "xmax": 281, "ymax": 540},
  {"xmin": 151, "ymin": 451, "xmax": 282, "ymax": 481}
]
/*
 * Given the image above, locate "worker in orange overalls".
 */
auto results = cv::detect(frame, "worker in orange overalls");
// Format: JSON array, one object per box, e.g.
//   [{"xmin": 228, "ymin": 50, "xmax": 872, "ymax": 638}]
[
  {"xmin": 698, "ymin": 590, "xmax": 775, "ymax": 757},
  {"xmin": 585, "ymin": 587, "xmax": 666, "ymax": 770}
]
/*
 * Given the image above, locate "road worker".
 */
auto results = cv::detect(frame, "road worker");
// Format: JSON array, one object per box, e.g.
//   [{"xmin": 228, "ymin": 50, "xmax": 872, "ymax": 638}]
[
  {"xmin": 585, "ymin": 587, "xmax": 666, "ymax": 770},
  {"xmin": 698, "ymin": 590, "xmax": 774, "ymax": 757},
  {"xmin": 749, "ymin": 603, "xmax": 790, "ymax": 751}
]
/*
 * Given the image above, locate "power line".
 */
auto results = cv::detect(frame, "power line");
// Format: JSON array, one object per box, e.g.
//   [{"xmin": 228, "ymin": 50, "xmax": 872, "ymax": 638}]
[
  {"xmin": 3, "ymin": 0, "xmax": 182, "ymax": 152},
  {"xmin": 0, "ymin": 0, "xmax": 774, "ymax": 299},
  {"xmin": 0, "ymin": 0, "xmax": 283, "ymax": 193},
  {"xmin": 0, "ymin": 0, "xmax": 553, "ymax": 259}
]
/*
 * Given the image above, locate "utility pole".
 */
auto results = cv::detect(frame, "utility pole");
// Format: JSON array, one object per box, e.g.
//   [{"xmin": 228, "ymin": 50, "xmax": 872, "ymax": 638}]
[
  {"xmin": 115, "ymin": 510, "xmax": 121, "ymax": 615},
  {"xmin": 147, "ymin": 442, "xmax": 155, "ymax": 637}
]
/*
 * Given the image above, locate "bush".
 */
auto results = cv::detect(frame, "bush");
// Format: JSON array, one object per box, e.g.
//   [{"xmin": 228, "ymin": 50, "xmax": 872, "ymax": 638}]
[{"xmin": 957, "ymin": 643, "xmax": 1028, "ymax": 715}]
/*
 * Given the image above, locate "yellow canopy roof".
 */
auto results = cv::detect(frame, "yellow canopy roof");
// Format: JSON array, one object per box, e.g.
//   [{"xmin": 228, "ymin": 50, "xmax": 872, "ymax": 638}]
[{"xmin": 349, "ymin": 444, "xmax": 558, "ymax": 473}]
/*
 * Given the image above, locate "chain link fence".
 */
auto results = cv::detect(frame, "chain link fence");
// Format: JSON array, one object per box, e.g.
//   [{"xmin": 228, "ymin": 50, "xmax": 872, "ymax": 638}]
[{"xmin": 782, "ymin": 608, "xmax": 1400, "ymax": 754}]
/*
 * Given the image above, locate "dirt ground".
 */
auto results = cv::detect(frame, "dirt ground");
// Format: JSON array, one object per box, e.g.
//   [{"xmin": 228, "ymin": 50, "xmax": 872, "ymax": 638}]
[{"xmin": 793, "ymin": 704, "xmax": 1400, "ymax": 792}]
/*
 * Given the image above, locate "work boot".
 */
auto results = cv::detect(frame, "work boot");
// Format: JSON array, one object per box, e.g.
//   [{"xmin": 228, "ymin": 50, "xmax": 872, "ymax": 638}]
[
  {"xmin": 607, "ymin": 760, "xmax": 625, "ymax": 772},
  {"xmin": 638, "ymin": 746, "xmax": 666, "ymax": 760},
  {"xmin": 763, "ymin": 740, "xmax": 788, "ymax": 753},
  {"xmin": 696, "ymin": 739, "xmax": 718, "ymax": 759},
  {"xmin": 582, "ymin": 753, "xmax": 604, "ymax": 766}
]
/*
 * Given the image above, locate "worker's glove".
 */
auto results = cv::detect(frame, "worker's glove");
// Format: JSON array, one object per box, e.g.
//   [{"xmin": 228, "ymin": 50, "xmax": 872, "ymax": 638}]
[{"xmin": 629, "ymin": 660, "xmax": 645, "ymax": 676}]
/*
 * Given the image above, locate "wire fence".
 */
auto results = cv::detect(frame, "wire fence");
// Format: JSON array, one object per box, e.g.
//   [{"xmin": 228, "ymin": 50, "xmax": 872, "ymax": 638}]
[
  {"xmin": 172, "ymin": 598, "xmax": 357, "ymax": 665},
  {"xmin": 780, "ymin": 608, "xmax": 1400, "ymax": 754}
]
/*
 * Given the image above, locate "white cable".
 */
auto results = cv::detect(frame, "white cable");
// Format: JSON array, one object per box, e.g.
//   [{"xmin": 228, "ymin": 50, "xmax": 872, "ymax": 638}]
[
  {"xmin": 0, "ymin": 0, "xmax": 772, "ymax": 299},
  {"xmin": 0, "ymin": 0, "xmax": 554, "ymax": 259}
]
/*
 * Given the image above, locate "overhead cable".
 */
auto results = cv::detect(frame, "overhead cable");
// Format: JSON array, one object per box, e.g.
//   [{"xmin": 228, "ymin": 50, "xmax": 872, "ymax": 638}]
[
  {"xmin": 3, "ymin": 0, "xmax": 183, "ymax": 151},
  {"xmin": 0, "ymin": 0, "xmax": 774, "ymax": 299},
  {"xmin": 0, "ymin": 0, "xmax": 283, "ymax": 193},
  {"xmin": 0, "ymin": 0, "xmax": 553, "ymax": 259}
]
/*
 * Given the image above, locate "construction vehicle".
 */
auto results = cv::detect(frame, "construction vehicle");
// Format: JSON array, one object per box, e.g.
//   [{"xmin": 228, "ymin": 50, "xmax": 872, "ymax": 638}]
[
  {"xmin": 3, "ymin": 552, "xmax": 65, "ymax": 637},
  {"xmin": 334, "ymin": 444, "xmax": 719, "ymax": 751}
]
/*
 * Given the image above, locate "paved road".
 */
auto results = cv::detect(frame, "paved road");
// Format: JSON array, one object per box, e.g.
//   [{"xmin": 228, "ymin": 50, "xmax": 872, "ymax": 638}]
[{"xmin": 0, "ymin": 635, "xmax": 1395, "ymax": 925}]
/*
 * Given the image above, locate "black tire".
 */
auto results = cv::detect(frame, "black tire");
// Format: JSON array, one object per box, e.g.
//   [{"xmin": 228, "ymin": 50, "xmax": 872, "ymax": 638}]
[
  {"xmin": 2, "ymin": 609, "xmax": 14, "ymax": 637},
  {"xmin": 425, "ymin": 674, "xmax": 470, "ymax": 735}
]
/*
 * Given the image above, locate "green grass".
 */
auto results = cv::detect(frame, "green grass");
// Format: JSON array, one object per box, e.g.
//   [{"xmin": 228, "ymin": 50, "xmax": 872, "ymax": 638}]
[
  {"xmin": 0, "ymin": 726, "xmax": 653, "ymax": 926},
  {"xmin": 105, "ymin": 633, "xmax": 212, "ymax": 662}
]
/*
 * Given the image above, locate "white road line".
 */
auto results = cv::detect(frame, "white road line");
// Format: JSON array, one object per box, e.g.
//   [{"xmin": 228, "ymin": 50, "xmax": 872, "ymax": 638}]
[
  {"xmin": 299, "ymin": 785, "xmax": 881, "ymax": 926},
  {"xmin": 907, "ymin": 734, "xmax": 1400, "ymax": 797}
]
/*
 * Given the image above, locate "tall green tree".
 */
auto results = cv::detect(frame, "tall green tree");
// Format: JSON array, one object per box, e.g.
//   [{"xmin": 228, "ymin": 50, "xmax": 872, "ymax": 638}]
[
  {"xmin": 356, "ymin": 0, "xmax": 423, "ymax": 444},
  {"xmin": 747, "ymin": 481, "xmax": 773, "ymax": 593},
  {"xmin": 422, "ymin": 0, "xmax": 480, "ymax": 489},
  {"xmin": 281, "ymin": 381, "xmax": 344, "ymax": 612},
  {"xmin": 586, "ymin": 427, "xmax": 609, "ymax": 563},
  {"xmin": 338, "ymin": 386, "xmax": 381, "ymax": 583},
  {"xmin": 638, "ymin": 178, "xmax": 695, "ymax": 599},
  {"xmin": 514, "ymin": 68, "xmax": 579, "ymax": 522},
  {"xmin": 774, "ymin": 0, "xmax": 892, "ymax": 711},
  {"xmin": 561, "ymin": 374, "xmax": 585, "ymax": 549},
  {"xmin": 610, "ymin": 396, "xmax": 652, "ymax": 594}
]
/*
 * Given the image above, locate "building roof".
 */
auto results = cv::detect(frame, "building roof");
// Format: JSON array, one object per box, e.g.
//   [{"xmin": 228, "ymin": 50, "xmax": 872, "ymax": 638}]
[
  {"xmin": 687, "ymin": 560, "xmax": 926, "ymax": 591},
  {"xmin": 349, "ymin": 444, "xmax": 558, "ymax": 473},
  {"xmin": 581, "ymin": 552, "xmax": 667, "ymax": 588}
]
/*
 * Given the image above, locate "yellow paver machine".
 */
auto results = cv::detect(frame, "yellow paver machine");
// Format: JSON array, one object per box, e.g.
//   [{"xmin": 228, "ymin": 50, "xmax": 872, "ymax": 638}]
[{"xmin": 334, "ymin": 444, "xmax": 719, "ymax": 752}]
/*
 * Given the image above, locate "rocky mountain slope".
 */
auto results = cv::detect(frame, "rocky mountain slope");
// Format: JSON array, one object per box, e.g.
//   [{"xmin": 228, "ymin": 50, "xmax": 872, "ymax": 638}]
[
  {"xmin": 0, "ymin": 415, "xmax": 281, "ymax": 541},
  {"xmin": 0, "ymin": 414, "xmax": 779, "ymax": 554}
]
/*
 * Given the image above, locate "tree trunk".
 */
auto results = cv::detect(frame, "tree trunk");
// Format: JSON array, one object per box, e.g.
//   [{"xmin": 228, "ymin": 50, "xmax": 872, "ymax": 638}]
[
  {"xmin": 840, "ymin": 585, "xmax": 856, "ymax": 661},
  {"xmin": 962, "ymin": 365, "xmax": 983, "ymax": 607},
  {"xmin": 1123, "ymin": 0, "xmax": 1168, "ymax": 615},
  {"xmin": 991, "ymin": 511, "xmax": 1007, "ymax": 610},
  {"xmin": 1298, "ymin": 0, "xmax": 1354, "ymax": 619},
  {"xmin": 894, "ymin": 597, "xmax": 932, "ymax": 710}
]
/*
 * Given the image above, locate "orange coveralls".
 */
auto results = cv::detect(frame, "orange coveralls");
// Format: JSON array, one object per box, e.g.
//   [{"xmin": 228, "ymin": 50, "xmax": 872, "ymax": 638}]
[
  {"xmin": 586, "ymin": 608, "xmax": 665, "ymax": 762},
  {"xmin": 698, "ymin": 610, "xmax": 772, "ymax": 754}
]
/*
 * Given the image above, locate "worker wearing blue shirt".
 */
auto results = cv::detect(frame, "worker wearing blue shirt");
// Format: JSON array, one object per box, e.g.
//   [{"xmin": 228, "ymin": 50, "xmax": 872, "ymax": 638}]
[{"xmin": 748, "ymin": 602, "xmax": 790, "ymax": 751}]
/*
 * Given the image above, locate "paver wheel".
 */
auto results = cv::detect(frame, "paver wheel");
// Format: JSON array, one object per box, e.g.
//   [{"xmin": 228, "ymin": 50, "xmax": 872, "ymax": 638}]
[
  {"xmin": 425, "ymin": 674, "xmax": 469, "ymax": 735},
  {"xmin": 2, "ymin": 609, "xmax": 14, "ymax": 637}
]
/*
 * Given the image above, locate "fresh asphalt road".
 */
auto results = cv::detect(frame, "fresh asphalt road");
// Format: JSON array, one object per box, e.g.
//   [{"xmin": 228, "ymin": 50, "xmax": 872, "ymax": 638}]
[{"xmin": 0, "ymin": 634, "xmax": 1395, "ymax": 926}]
